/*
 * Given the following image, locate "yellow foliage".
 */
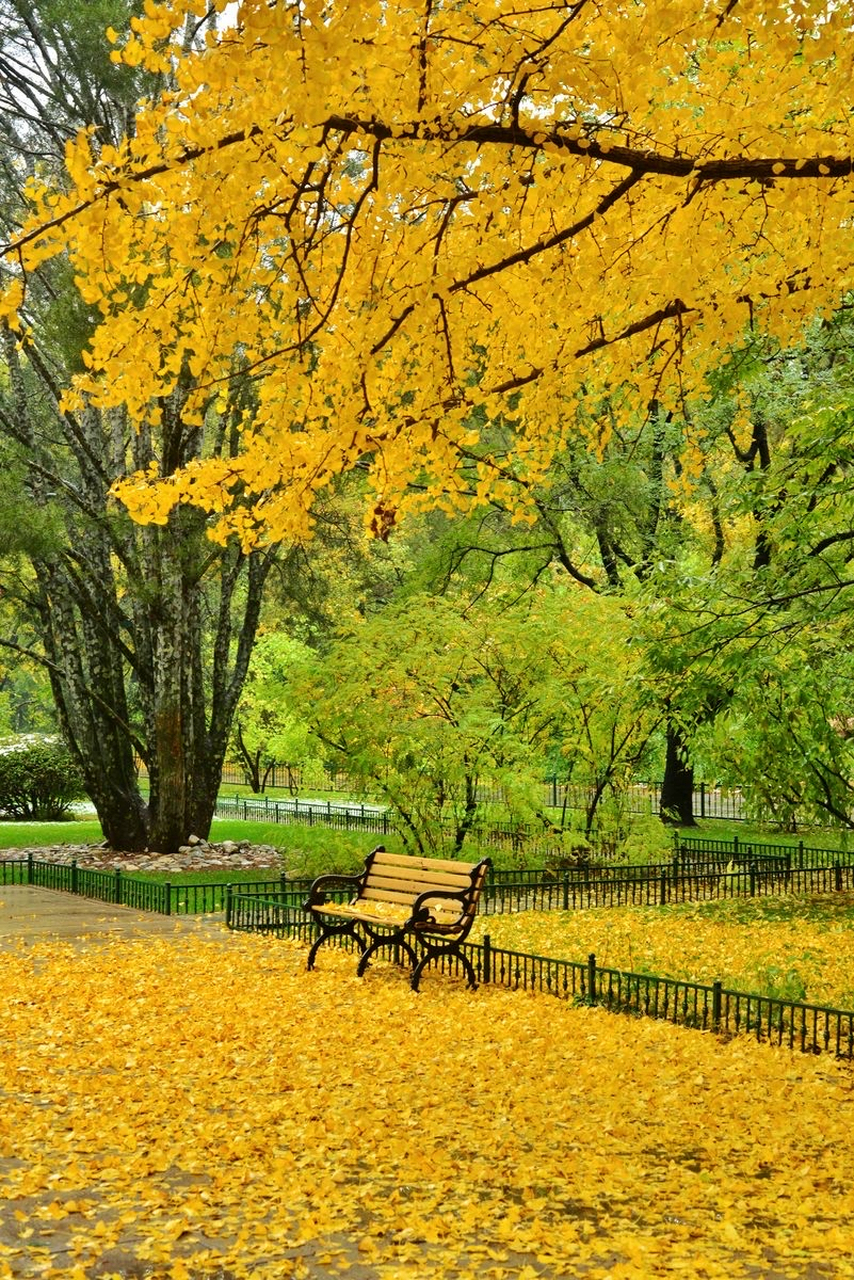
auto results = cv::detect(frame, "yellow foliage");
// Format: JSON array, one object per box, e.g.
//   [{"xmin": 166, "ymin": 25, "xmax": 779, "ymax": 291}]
[
  {"xmin": 1, "ymin": 932, "xmax": 854, "ymax": 1277},
  {"xmin": 4, "ymin": 1, "xmax": 854, "ymax": 542}
]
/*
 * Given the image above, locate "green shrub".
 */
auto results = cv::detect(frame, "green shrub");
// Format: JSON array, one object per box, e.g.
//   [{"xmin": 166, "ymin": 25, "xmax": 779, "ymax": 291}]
[{"xmin": 0, "ymin": 737, "xmax": 87, "ymax": 820}]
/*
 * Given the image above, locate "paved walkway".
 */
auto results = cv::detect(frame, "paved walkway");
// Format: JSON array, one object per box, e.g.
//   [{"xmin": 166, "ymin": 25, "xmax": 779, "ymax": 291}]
[{"xmin": 0, "ymin": 884, "xmax": 228, "ymax": 949}]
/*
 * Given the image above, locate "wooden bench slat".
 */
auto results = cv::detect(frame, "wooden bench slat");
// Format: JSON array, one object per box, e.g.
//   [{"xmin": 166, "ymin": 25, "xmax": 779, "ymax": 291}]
[
  {"xmin": 311, "ymin": 903, "xmax": 408, "ymax": 926},
  {"xmin": 367, "ymin": 869, "xmax": 474, "ymax": 893},
  {"xmin": 370, "ymin": 850, "xmax": 480, "ymax": 876},
  {"xmin": 360, "ymin": 886, "xmax": 464, "ymax": 912}
]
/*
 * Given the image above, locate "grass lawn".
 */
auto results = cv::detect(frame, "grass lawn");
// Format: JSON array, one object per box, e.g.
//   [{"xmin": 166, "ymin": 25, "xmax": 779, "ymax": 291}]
[
  {"xmin": 0, "ymin": 819, "xmax": 104, "ymax": 848},
  {"xmin": 1, "ymin": 932, "xmax": 853, "ymax": 1279},
  {"xmin": 1, "ymin": 810, "xmax": 853, "ymax": 883},
  {"xmin": 0, "ymin": 817, "xmax": 388, "ymax": 878}
]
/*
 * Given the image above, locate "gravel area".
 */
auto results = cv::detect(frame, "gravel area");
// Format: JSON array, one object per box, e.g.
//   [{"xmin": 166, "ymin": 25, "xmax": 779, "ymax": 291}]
[{"xmin": 0, "ymin": 835, "xmax": 287, "ymax": 875}]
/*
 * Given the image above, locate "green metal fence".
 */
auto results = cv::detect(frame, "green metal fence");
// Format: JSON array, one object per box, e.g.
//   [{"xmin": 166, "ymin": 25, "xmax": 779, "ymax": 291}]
[
  {"xmin": 674, "ymin": 833, "xmax": 854, "ymax": 869},
  {"xmin": 6, "ymin": 843, "xmax": 854, "ymax": 920},
  {"xmin": 479, "ymin": 859, "xmax": 854, "ymax": 912}
]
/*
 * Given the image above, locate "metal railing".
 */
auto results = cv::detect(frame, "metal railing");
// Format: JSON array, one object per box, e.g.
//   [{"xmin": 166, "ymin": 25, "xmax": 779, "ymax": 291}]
[
  {"xmin": 6, "ymin": 832, "xmax": 854, "ymax": 918},
  {"xmin": 208, "ymin": 763, "xmax": 749, "ymax": 821}
]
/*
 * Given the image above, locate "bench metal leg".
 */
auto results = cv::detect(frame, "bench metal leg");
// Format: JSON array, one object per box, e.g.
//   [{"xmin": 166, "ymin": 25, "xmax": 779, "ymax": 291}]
[
  {"xmin": 307, "ymin": 920, "xmax": 366, "ymax": 971},
  {"xmin": 411, "ymin": 940, "xmax": 478, "ymax": 992},
  {"xmin": 356, "ymin": 931, "xmax": 417, "ymax": 977}
]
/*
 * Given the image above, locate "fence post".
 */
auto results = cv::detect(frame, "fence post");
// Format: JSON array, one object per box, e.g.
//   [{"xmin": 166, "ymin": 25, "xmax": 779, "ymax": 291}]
[
  {"xmin": 749, "ymin": 865, "xmax": 756, "ymax": 897},
  {"xmin": 562, "ymin": 872, "xmax": 569, "ymax": 911},
  {"xmin": 115, "ymin": 868, "xmax": 122, "ymax": 905},
  {"xmin": 71, "ymin": 859, "xmax": 78, "ymax": 896},
  {"xmin": 587, "ymin": 953, "xmax": 597, "ymax": 1005},
  {"xmin": 733, "ymin": 834, "xmax": 740, "ymax": 859},
  {"xmin": 27, "ymin": 849, "xmax": 33, "ymax": 885},
  {"xmin": 835, "ymin": 861, "xmax": 843, "ymax": 892},
  {"xmin": 700, "ymin": 782, "xmax": 706, "ymax": 819},
  {"xmin": 659, "ymin": 868, "xmax": 667, "ymax": 905},
  {"xmin": 552, "ymin": 776, "xmax": 558, "ymax": 808},
  {"xmin": 164, "ymin": 881, "xmax": 172, "ymax": 916},
  {"xmin": 482, "ymin": 934, "xmax": 491, "ymax": 984},
  {"xmin": 712, "ymin": 981, "xmax": 722, "ymax": 1033},
  {"xmin": 798, "ymin": 839, "xmax": 804, "ymax": 870},
  {"xmin": 225, "ymin": 885, "xmax": 233, "ymax": 928}
]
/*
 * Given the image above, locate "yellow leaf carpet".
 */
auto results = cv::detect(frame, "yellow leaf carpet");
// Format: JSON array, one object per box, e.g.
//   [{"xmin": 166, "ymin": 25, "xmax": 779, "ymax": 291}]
[
  {"xmin": 1, "ymin": 930, "xmax": 852, "ymax": 1279},
  {"xmin": 474, "ymin": 895, "xmax": 854, "ymax": 1008}
]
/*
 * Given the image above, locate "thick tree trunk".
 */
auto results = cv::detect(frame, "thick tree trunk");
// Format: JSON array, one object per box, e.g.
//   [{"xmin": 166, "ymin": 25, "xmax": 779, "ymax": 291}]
[
  {"xmin": 660, "ymin": 721, "xmax": 696, "ymax": 826},
  {"xmin": 5, "ymin": 379, "xmax": 274, "ymax": 851}
]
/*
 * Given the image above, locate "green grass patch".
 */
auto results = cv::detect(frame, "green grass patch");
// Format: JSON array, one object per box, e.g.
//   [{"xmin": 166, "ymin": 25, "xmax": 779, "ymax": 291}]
[
  {"xmin": 133, "ymin": 868, "xmax": 286, "ymax": 886},
  {"xmin": 207, "ymin": 819, "xmax": 389, "ymax": 877},
  {"xmin": 677, "ymin": 816, "xmax": 853, "ymax": 850},
  {"xmin": 0, "ymin": 819, "xmax": 103, "ymax": 849}
]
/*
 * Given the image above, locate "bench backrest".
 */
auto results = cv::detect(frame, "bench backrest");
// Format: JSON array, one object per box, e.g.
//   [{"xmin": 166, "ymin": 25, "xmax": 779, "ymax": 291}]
[{"xmin": 360, "ymin": 849, "xmax": 489, "ymax": 921}]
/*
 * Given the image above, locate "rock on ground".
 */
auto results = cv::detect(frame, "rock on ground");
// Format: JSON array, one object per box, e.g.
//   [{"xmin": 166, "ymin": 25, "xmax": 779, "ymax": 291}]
[{"xmin": 0, "ymin": 837, "xmax": 287, "ymax": 875}]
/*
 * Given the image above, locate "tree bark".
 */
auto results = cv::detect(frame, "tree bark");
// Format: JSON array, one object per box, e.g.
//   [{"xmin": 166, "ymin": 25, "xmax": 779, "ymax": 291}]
[
  {"xmin": 660, "ymin": 720, "xmax": 696, "ymax": 826},
  {"xmin": 1, "ymin": 331, "xmax": 275, "ymax": 851}
]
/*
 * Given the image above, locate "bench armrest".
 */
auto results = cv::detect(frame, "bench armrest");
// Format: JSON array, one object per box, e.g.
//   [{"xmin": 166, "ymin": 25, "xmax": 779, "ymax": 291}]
[
  {"xmin": 409, "ymin": 887, "xmax": 470, "ymax": 927},
  {"xmin": 303, "ymin": 871, "xmax": 364, "ymax": 910},
  {"xmin": 303, "ymin": 844, "xmax": 386, "ymax": 910}
]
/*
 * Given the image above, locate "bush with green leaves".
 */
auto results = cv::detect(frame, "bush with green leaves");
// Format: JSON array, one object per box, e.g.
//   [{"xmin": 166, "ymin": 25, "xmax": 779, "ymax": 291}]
[{"xmin": 0, "ymin": 737, "xmax": 87, "ymax": 821}]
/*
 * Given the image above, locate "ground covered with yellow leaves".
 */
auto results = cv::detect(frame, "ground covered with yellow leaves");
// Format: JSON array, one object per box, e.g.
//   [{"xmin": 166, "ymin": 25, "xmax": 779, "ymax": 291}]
[
  {"xmin": 474, "ymin": 894, "xmax": 854, "ymax": 1008},
  {"xmin": 2, "ymin": 930, "xmax": 853, "ymax": 1280}
]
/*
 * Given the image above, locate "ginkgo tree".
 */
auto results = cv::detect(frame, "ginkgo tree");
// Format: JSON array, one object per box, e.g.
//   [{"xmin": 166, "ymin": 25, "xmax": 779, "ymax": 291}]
[
  {"xmin": 0, "ymin": 0, "xmax": 286, "ymax": 853},
  {"xmin": 2, "ymin": 0, "xmax": 854, "ymax": 548}
]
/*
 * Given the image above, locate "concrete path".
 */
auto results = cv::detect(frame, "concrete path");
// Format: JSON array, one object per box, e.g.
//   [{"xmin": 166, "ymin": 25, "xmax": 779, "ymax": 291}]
[{"xmin": 0, "ymin": 884, "xmax": 228, "ymax": 949}]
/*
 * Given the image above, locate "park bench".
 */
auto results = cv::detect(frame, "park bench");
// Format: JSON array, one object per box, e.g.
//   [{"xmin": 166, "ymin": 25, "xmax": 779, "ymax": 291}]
[{"xmin": 303, "ymin": 845, "xmax": 490, "ymax": 991}]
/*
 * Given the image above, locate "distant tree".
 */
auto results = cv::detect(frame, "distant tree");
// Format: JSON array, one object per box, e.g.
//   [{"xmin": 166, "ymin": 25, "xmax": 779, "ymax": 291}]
[
  {"xmin": 231, "ymin": 633, "xmax": 319, "ymax": 794},
  {"xmin": 288, "ymin": 588, "xmax": 660, "ymax": 854}
]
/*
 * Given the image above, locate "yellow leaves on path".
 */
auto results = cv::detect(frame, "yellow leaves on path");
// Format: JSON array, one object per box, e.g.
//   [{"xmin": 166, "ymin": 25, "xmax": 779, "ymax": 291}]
[
  {"xmin": 476, "ymin": 895, "xmax": 854, "ymax": 1008},
  {"xmin": 0, "ymin": 932, "xmax": 853, "ymax": 1278}
]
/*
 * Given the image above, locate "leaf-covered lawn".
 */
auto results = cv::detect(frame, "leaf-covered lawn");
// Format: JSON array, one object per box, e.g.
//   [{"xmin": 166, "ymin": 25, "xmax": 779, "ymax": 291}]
[
  {"xmin": 1, "ymin": 932, "xmax": 854, "ymax": 1279},
  {"xmin": 474, "ymin": 894, "xmax": 854, "ymax": 1008}
]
